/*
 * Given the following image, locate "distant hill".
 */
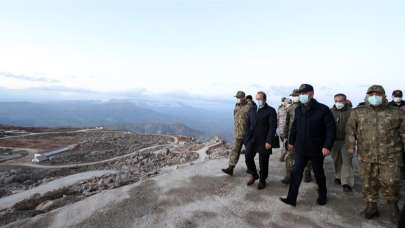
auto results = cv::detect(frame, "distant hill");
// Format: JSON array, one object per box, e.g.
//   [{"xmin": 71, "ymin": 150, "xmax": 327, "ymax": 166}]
[{"xmin": 0, "ymin": 100, "xmax": 231, "ymax": 139}]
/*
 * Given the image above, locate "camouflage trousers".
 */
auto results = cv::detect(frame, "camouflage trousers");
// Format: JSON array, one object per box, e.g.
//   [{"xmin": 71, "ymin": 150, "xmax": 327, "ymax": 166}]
[
  {"xmin": 331, "ymin": 140, "xmax": 354, "ymax": 186},
  {"xmin": 228, "ymin": 138, "xmax": 244, "ymax": 167},
  {"xmin": 285, "ymin": 149, "xmax": 312, "ymax": 178},
  {"xmin": 360, "ymin": 161, "xmax": 401, "ymax": 203}
]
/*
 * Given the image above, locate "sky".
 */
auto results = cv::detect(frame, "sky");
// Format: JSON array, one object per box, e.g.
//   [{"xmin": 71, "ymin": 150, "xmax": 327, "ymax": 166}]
[{"xmin": 0, "ymin": 0, "xmax": 404, "ymax": 105}]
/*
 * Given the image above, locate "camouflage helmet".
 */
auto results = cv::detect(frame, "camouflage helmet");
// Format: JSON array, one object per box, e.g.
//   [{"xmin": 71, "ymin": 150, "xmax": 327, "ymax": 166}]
[
  {"xmin": 366, "ymin": 85, "xmax": 386, "ymax": 95},
  {"xmin": 234, "ymin": 91, "xmax": 246, "ymax": 98},
  {"xmin": 290, "ymin": 89, "xmax": 299, "ymax": 96}
]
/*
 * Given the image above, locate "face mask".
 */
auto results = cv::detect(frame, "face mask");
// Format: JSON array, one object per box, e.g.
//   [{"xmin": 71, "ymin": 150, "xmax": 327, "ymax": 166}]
[
  {"xmin": 236, "ymin": 98, "xmax": 241, "ymax": 104},
  {"xmin": 393, "ymin": 97, "xmax": 402, "ymax": 103},
  {"xmin": 291, "ymin": 96, "xmax": 299, "ymax": 103},
  {"xmin": 368, "ymin": 95, "xmax": 383, "ymax": 106},
  {"xmin": 299, "ymin": 94, "xmax": 310, "ymax": 104},
  {"xmin": 335, "ymin": 102, "xmax": 345, "ymax": 110},
  {"xmin": 257, "ymin": 100, "xmax": 265, "ymax": 108}
]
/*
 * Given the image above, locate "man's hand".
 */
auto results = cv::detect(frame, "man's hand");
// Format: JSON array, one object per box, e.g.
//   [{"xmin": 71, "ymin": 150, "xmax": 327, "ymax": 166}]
[
  {"xmin": 322, "ymin": 148, "xmax": 331, "ymax": 157},
  {"xmin": 288, "ymin": 144, "xmax": 294, "ymax": 151},
  {"xmin": 265, "ymin": 143, "xmax": 272, "ymax": 150}
]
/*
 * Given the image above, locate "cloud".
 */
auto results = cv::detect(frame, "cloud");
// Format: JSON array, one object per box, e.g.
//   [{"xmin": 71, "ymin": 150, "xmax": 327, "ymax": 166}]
[{"xmin": 0, "ymin": 72, "xmax": 60, "ymax": 83}]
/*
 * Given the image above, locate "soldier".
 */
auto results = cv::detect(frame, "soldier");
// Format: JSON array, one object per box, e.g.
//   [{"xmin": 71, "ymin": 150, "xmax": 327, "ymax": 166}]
[
  {"xmin": 281, "ymin": 89, "xmax": 300, "ymax": 184},
  {"xmin": 277, "ymin": 97, "xmax": 289, "ymax": 162},
  {"xmin": 246, "ymin": 95, "xmax": 257, "ymax": 110},
  {"xmin": 346, "ymin": 85, "xmax": 405, "ymax": 224},
  {"xmin": 331, "ymin": 93, "xmax": 354, "ymax": 192},
  {"xmin": 389, "ymin": 90, "xmax": 405, "ymax": 110},
  {"xmin": 222, "ymin": 91, "xmax": 252, "ymax": 176}
]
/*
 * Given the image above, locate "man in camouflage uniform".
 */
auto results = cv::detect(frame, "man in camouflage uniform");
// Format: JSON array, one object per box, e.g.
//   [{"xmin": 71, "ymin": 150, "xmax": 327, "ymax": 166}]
[
  {"xmin": 346, "ymin": 85, "xmax": 405, "ymax": 224},
  {"xmin": 277, "ymin": 97, "xmax": 289, "ymax": 162},
  {"xmin": 281, "ymin": 89, "xmax": 313, "ymax": 184},
  {"xmin": 222, "ymin": 91, "xmax": 252, "ymax": 176},
  {"xmin": 331, "ymin": 93, "xmax": 354, "ymax": 192}
]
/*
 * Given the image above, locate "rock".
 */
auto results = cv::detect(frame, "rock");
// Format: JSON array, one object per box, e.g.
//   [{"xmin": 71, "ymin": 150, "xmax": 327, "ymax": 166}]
[{"xmin": 35, "ymin": 200, "xmax": 55, "ymax": 211}]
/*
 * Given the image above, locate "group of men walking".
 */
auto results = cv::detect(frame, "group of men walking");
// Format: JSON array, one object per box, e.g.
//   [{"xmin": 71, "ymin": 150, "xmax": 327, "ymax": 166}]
[{"xmin": 221, "ymin": 84, "xmax": 405, "ymax": 225}]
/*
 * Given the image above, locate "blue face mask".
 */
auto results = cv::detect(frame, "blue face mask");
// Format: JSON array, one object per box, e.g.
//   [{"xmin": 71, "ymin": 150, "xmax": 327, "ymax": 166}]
[
  {"xmin": 299, "ymin": 94, "xmax": 310, "ymax": 104},
  {"xmin": 368, "ymin": 95, "xmax": 383, "ymax": 106},
  {"xmin": 257, "ymin": 100, "xmax": 265, "ymax": 109}
]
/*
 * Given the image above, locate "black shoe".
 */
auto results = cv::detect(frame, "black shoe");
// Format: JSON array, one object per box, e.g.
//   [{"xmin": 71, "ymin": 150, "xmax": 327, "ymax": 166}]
[
  {"xmin": 281, "ymin": 177, "xmax": 290, "ymax": 185},
  {"xmin": 280, "ymin": 197, "xmax": 296, "ymax": 207},
  {"xmin": 334, "ymin": 178, "xmax": 341, "ymax": 185},
  {"xmin": 304, "ymin": 172, "xmax": 313, "ymax": 183},
  {"xmin": 364, "ymin": 202, "xmax": 379, "ymax": 219},
  {"xmin": 247, "ymin": 175, "xmax": 258, "ymax": 186},
  {"xmin": 317, "ymin": 197, "xmax": 328, "ymax": 206},
  {"xmin": 221, "ymin": 166, "xmax": 234, "ymax": 176},
  {"xmin": 257, "ymin": 181, "xmax": 266, "ymax": 190},
  {"xmin": 388, "ymin": 202, "xmax": 400, "ymax": 224},
  {"xmin": 342, "ymin": 185, "xmax": 352, "ymax": 192}
]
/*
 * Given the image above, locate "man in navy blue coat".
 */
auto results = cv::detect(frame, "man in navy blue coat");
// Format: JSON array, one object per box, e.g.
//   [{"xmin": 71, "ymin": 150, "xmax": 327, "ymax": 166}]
[
  {"xmin": 244, "ymin": 91, "xmax": 278, "ymax": 190},
  {"xmin": 280, "ymin": 84, "xmax": 336, "ymax": 206}
]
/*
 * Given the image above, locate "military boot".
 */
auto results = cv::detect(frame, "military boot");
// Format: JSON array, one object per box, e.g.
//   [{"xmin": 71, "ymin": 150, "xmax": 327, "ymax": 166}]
[
  {"xmin": 363, "ymin": 202, "xmax": 379, "ymax": 219},
  {"xmin": 304, "ymin": 169, "xmax": 313, "ymax": 183},
  {"xmin": 221, "ymin": 166, "xmax": 234, "ymax": 176},
  {"xmin": 387, "ymin": 201, "xmax": 400, "ymax": 224}
]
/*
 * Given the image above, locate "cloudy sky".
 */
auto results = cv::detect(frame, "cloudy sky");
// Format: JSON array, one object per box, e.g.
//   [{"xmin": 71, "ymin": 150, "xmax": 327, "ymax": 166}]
[{"xmin": 0, "ymin": 0, "xmax": 404, "ymax": 105}]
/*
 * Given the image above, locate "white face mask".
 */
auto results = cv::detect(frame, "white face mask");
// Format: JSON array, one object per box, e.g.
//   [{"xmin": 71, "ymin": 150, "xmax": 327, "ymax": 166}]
[
  {"xmin": 335, "ymin": 102, "xmax": 345, "ymax": 110},
  {"xmin": 393, "ymin": 97, "xmax": 402, "ymax": 103},
  {"xmin": 257, "ymin": 100, "xmax": 265, "ymax": 108},
  {"xmin": 236, "ymin": 98, "xmax": 241, "ymax": 104}
]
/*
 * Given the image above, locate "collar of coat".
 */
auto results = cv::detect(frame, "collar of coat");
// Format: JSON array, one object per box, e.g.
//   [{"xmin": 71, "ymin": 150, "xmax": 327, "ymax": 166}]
[
  {"xmin": 300, "ymin": 98, "xmax": 317, "ymax": 112},
  {"xmin": 257, "ymin": 103, "xmax": 269, "ymax": 111}
]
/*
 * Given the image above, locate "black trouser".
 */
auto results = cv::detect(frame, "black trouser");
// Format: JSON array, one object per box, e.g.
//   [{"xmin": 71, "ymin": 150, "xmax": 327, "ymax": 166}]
[
  {"xmin": 286, "ymin": 152, "xmax": 327, "ymax": 203},
  {"xmin": 400, "ymin": 205, "xmax": 405, "ymax": 228},
  {"xmin": 245, "ymin": 143, "xmax": 271, "ymax": 183}
]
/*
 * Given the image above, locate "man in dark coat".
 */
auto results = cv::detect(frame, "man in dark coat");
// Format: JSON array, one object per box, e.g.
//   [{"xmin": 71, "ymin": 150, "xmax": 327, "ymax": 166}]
[
  {"xmin": 280, "ymin": 84, "xmax": 336, "ymax": 206},
  {"xmin": 244, "ymin": 91, "xmax": 278, "ymax": 190},
  {"xmin": 389, "ymin": 90, "xmax": 405, "ymax": 109}
]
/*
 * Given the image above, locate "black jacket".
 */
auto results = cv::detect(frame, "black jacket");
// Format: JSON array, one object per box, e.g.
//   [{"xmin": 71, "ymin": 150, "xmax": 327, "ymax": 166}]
[
  {"xmin": 288, "ymin": 99, "xmax": 336, "ymax": 157},
  {"xmin": 389, "ymin": 100, "xmax": 405, "ymax": 108},
  {"xmin": 244, "ymin": 103, "xmax": 277, "ymax": 154}
]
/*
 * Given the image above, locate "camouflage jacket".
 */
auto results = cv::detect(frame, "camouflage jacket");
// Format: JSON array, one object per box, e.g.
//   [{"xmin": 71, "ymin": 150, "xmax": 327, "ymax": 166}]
[
  {"xmin": 331, "ymin": 104, "xmax": 352, "ymax": 141},
  {"xmin": 284, "ymin": 102, "xmax": 300, "ymax": 139},
  {"xmin": 277, "ymin": 105, "xmax": 288, "ymax": 138},
  {"xmin": 345, "ymin": 102, "xmax": 405, "ymax": 164},
  {"xmin": 234, "ymin": 102, "xmax": 251, "ymax": 139}
]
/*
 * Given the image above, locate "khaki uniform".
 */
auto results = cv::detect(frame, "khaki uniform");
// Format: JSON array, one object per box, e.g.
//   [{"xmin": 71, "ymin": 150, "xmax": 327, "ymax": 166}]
[
  {"xmin": 331, "ymin": 104, "xmax": 353, "ymax": 186},
  {"xmin": 277, "ymin": 105, "xmax": 288, "ymax": 160},
  {"xmin": 346, "ymin": 100, "xmax": 405, "ymax": 203},
  {"xmin": 229, "ymin": 102, "xmax": 251, "ymax": 166},
  {"xmin": 284, "ymin": 102, "xmax": 299, "ymax": 177}
]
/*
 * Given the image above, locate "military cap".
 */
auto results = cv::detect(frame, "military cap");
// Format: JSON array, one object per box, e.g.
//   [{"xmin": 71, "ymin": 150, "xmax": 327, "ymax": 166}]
[
  {"xmin": 297, "ymin": 84, "xmax": 314, "ymax": 93},
  {"xmin": 366, "ymin": 85, "xmax": 386, "ymax": 95},
  {"xmin": 392, "ymin": 90, "xmax": 403, "ymax": 97},
  {"xmin": 290, "ymin": 89, "xmax": 299, "ymax": 96},
  {"xmin": 234, "ymin": 91, "xmax": 246, "ymax": 98}
]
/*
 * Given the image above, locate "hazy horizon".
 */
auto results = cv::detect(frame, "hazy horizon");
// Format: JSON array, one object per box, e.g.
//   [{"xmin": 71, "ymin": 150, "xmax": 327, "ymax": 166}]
[{"xmin": 1, "ymin": 0, "xmax": 404, "ymax": 107}]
